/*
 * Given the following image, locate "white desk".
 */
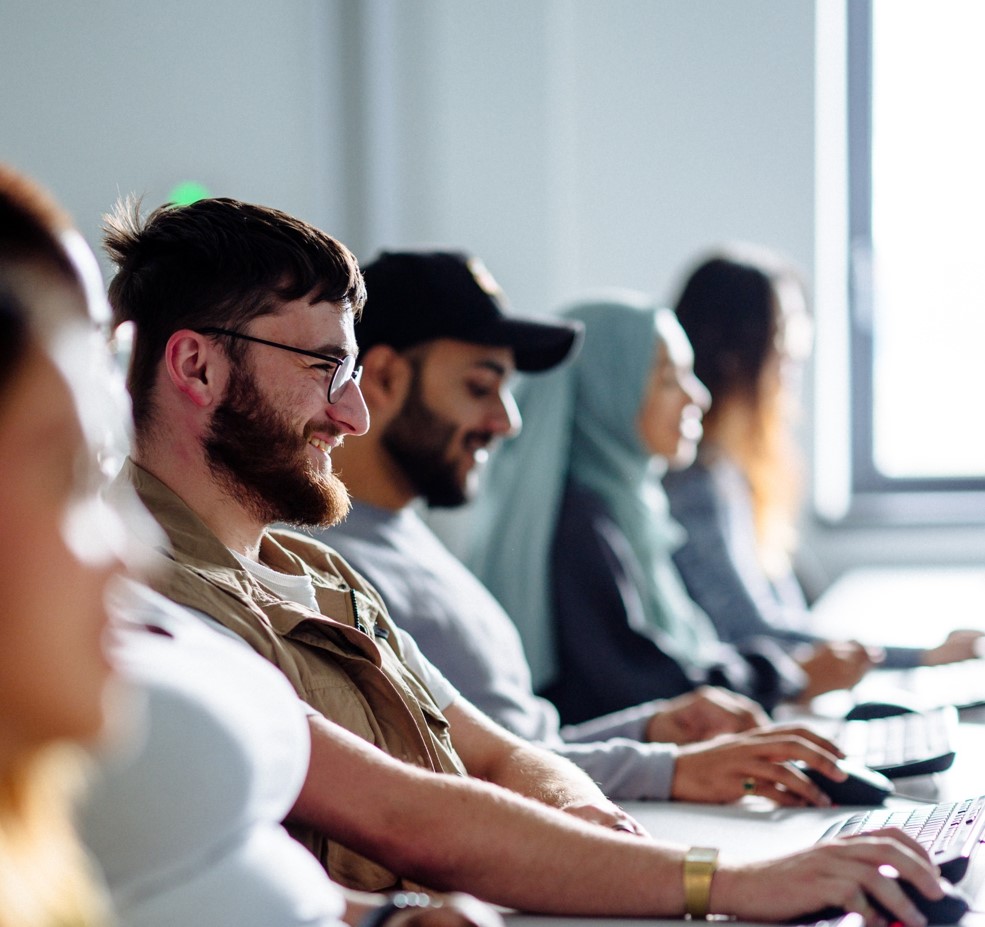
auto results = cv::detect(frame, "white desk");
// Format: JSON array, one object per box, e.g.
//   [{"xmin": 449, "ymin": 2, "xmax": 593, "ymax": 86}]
[
  {"xmin": 810, "ymin": 566, "xmax": 985, "ymax": 647},
  {"xmin": 796, "ymin": 566, "xmax": 985, "ymax": 716},
  {"xmin": 508, "ymin": 562, "xmax": 985, "ymax": 927},
  {"xmin": 507, "ymin": 724, "xmax": 985, "ymax": 926}
]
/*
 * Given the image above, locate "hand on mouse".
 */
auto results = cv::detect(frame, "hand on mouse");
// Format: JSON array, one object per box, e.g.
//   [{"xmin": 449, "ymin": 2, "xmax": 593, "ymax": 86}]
[
  {"xmin": 714, "ymin": 827, "xmax": 942, "ymax": 926},
  {"xmin": 670, "ymin": 725, "xmax": 846, "ymax": 805}
]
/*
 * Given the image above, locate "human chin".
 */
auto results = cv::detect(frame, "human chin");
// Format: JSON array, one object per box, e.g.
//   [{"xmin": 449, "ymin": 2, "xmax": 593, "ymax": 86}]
[{"xmin": 205, "ymin": 370, "xmax": 348, "ymax": 527}]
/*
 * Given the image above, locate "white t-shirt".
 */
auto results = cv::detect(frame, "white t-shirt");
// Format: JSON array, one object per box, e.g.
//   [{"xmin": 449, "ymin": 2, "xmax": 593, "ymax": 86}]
[{"xmin": 81, "ymin": 580, "xmax": 347, "ymax": 927}]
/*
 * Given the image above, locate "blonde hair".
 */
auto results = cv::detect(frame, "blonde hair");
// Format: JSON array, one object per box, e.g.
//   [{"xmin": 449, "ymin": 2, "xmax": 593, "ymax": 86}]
[
  {"xmin": 0, "ymin": 745, "xmax": 109, "ymax": 926},
  {"xmin": 721, "ymin": 369, "xmax": 802, "ymax": 577},
  {"xmin": 673, "ymin": 246, "xmax": 808, "ymax": 577}
]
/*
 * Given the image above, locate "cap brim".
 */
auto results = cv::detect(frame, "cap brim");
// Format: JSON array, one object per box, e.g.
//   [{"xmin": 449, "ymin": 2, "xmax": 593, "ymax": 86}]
[{"xmin": 469, "ymin": 317, "xmax": 585, "ymax": 372}]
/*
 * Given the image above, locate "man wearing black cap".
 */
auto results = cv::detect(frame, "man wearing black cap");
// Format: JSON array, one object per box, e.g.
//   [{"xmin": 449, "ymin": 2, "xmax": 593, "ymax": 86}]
[{"xmin": 324, "ymin": 250, "xmax": 847, "ymax": 804}]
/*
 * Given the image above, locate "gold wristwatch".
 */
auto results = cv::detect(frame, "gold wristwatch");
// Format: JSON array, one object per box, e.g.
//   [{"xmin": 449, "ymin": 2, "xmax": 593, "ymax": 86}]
[{"xmin": 683, "ymin": 846, "xmax": 719, "ymax": 918}]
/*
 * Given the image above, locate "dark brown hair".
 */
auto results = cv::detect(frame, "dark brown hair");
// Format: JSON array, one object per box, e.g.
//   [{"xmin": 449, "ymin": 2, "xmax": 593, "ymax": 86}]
[
  {"xmin": 673, "ymin": 246, "xmax": 807, "ymax": 560},
  {"xmin": 103, "ymin": 196, "xmax": 366, "ymax": 438},
  {"xmin": 0, "ymin": 164, "xmax": 80, "ymax": 400}
]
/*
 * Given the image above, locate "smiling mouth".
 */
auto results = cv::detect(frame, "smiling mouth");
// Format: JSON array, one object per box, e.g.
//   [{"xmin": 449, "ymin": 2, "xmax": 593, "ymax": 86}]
[
  {"xmin": 679, "ymin": 417, "xmax": 704, "ymax": 442},
  {"xmin": 308, "ymin": 435, "xmax": 334, "ymax": 456}
]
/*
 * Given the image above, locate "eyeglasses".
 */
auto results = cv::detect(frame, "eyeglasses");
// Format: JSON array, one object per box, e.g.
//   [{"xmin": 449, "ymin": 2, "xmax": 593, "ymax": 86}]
[{"xmin": 196, "ymin": 327, "xmax": 362, "ymax": 404}]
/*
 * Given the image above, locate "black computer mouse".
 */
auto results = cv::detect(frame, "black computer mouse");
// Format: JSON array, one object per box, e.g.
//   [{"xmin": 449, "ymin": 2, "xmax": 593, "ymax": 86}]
[
  {"xmin": 789, "ymin": 878, "xmax": 970, "ymax": 925},
  {"xmin": 873, "ymin": 877, "xmax": 971, "ymax": 924},
  {"xmin": 845, "ymin": 700, "xmax": 917, "ymax": 721},
  {"xmin": 797, "ymin": 760, "xmax": 894, "ymax": 805}
]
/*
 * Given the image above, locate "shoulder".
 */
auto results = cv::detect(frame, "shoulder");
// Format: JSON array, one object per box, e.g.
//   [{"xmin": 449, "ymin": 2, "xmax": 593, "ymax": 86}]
[
  {"xmin": 554, "ymin": 481, "xmax": 636, "ymax": 574},
  {"xmin": 663, "ymin": 459, "xmax": 722, "ymax": 521}
]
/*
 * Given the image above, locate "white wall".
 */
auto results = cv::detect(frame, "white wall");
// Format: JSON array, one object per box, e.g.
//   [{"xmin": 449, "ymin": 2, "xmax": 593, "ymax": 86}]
[
  {"xmin": 351, "ymin": 0, "xmax": 816, "ymax": 325},
  {"xmin": 2, "ymin": 0, "xmax": 981, "ymax": 579},
  {"xmin": 0, "ymin": 0, "xmax": 350, "ymax": 269}
]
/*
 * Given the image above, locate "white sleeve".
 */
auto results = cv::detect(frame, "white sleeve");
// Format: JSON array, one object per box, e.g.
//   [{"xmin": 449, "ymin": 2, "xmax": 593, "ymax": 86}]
[{"xmin": 396, "ymin": 628, "xmax": 459, "ymax": 711}]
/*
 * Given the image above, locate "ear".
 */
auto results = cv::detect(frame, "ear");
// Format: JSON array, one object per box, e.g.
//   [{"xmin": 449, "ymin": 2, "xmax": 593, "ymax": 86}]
[
  {"xmin": 164, "ymin": 330, "xmax": 223, "ymax": 408},
  {"xmin": 357, "ymin": 345, "xmax": 414, "ymax": 422}
]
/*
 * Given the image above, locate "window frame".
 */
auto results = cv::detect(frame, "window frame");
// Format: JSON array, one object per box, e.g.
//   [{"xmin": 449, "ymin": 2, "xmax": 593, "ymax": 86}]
[{"xmin": 834, "ymin": 0, "xmax": 985, "ymax": 522}]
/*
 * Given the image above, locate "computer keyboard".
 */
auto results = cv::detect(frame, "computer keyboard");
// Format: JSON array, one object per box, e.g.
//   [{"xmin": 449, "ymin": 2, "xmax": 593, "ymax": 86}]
[
  {"xmin": 837, "ymin": 706, "xmax": 958, "ymax": 778},
  {"xmin": 822, "ymin": 795, "xmax": 985, "ymax": 882}
]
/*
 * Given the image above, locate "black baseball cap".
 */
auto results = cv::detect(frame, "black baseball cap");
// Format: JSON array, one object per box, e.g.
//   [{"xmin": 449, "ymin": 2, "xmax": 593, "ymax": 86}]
[{"xmin": 356, "ymin": 250, "xmax": 583, "ymax": 372}]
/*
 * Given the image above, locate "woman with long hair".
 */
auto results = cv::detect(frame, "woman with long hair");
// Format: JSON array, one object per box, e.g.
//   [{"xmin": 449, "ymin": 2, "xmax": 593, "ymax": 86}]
[{"xmin": 664, "ymin": 245, "xmax": 980, "ymax": 673}]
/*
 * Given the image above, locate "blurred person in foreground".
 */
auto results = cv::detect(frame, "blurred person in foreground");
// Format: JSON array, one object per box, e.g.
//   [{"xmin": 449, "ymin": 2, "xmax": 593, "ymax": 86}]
[{"xmin": 0, "ymin": 163, "xmax": 125, "ymax": 926}]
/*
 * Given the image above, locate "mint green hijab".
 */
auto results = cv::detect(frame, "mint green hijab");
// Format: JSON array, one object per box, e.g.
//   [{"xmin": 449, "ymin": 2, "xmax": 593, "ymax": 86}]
[{"xmin": 469, "ymin": 292, "xmax": 721, "ymax": 690}]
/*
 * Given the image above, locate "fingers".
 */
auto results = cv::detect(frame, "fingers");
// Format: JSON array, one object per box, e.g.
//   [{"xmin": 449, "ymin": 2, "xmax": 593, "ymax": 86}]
[
  {"xmin": 695, "ymin": 686, "xmax": 770, "ymax": 730},
  {"xmin": 756, "ymin": 723, "xmax": 846, "ymax": 759},
  {"xmin": 854, "ymin": 827, "xmax": 933, "ymax": 865},
  {"xmin": 730, "ymin": 835, "xmax": 941, "ymax": 926},
  {"xmin": 834, "ymin": 834, "xmax": 943, "ymax": 925},
  {"xmin": 673, "ymin": 737, "xmax": 837, "ymax": 805},
  {"xmin": 746, "ymin": 777, "xmax": 825, "ymax": 807},
  {"xmin": 751, "ymin": 734, "xmax": 845, "ymax": 779},
  {"xmin": 648, "ymin": 687, "xmax": 768, "ymax": 744},
  {"xmin": 677, "ymin": 686, "xmax": 768, "ymax": 736},
  {"xmin": 925, "ymin": 629, "xmax": 985, "ymax": 665},
  {"xmin": 561, "ymin": 801, "xmax": 648, "ymax": 836},
  {"xmin": 736, "ymin": 759, "xmax": 831, "ymax": 807}
]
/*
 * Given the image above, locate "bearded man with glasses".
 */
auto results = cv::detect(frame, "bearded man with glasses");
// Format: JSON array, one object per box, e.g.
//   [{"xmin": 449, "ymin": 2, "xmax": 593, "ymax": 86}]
[{"xmin": 103, "ymin": 196, "xmax": 942, "ymax": 926}]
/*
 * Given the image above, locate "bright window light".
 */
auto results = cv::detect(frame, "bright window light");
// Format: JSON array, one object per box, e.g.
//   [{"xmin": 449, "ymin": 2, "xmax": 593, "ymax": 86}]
[{"xmin": 870, "ymin": 0, "xmax": 985, "ymax": 479}]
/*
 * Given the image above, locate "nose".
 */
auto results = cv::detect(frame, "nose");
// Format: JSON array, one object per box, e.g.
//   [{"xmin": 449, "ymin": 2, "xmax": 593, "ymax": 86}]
[
  {"xmin": 685, "ymin": 374, "xmax": 712, "ymax": 413},
  {"xmin": 493, "ymin": 386, "xmax": 522, "ymax": 438},
  {"xmin": 329, "ymin": 381, "xmax": 371, "ymax": 436}
]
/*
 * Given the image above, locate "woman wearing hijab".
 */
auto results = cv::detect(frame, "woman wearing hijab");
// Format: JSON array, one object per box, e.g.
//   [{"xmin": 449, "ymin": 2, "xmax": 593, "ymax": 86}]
[{"xmin": 471, "ymin": 292, "xmax": 858, "ymax": 726}]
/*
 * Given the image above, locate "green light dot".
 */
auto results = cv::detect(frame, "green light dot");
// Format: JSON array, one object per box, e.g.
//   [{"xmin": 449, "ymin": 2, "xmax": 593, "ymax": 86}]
[{"xmin": 168, "ymin": 180, "xmax": 212, "ymax": 206}]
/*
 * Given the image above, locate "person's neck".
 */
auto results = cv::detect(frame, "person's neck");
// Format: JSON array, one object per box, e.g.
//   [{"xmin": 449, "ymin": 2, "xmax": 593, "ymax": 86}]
[
  {"xmin": 333, "ymin": 434, "xmax": 416, "ymax": 512},
  {"xmin": 133, "ymin": 444, "xmax": 266, "ymax": 560},
  {"xmin": 703, "ymin": 396, "xmax": 754, "ymax": 461}
]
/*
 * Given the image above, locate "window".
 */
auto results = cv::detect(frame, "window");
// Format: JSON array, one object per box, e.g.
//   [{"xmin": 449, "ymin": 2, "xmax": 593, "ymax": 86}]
[{"xmin": 819, "ymin": 0, "xmax": 985, "ymax": 522}]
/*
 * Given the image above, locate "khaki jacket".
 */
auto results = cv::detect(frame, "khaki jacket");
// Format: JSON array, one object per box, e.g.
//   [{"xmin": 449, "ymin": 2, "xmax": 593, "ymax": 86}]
[{"xmin": 119, "ymin": 459, "xmax": 466, "ymax": 890}]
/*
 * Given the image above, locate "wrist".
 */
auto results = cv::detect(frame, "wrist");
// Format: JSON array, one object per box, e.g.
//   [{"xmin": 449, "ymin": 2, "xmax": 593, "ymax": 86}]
[{"xmin": 706, "ymin": 861, "xmax": 747, "ymax": 920}]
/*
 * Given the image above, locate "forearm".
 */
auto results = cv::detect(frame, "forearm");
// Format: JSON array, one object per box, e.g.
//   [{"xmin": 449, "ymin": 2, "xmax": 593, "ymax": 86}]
[
  {"xmin": 294, "ymin": 716, "xmax": 685, "ymax": 914},
  {"xmin": 294, "ymin": 719, "xmax": 939, "ymax": 924},
  {"xmin": 443, "ymin": 698, "xmax": 611, "ymax": 810}
]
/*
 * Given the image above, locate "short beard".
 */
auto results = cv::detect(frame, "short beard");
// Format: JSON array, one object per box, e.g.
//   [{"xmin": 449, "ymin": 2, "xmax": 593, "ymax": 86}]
[
  {"xmin": 381, "ymin": 370, "xmax": 480, "ymax": 509},
  {"xmin": 204, "ymin": 364, "xmax": 350, "ymax": 528}
]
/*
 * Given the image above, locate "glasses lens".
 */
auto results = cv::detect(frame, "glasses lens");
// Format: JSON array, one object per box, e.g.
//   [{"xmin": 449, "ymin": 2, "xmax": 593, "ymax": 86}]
[{"xmin": 328, "ymin": 354, "xmax": 357, "ymax": 403}]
